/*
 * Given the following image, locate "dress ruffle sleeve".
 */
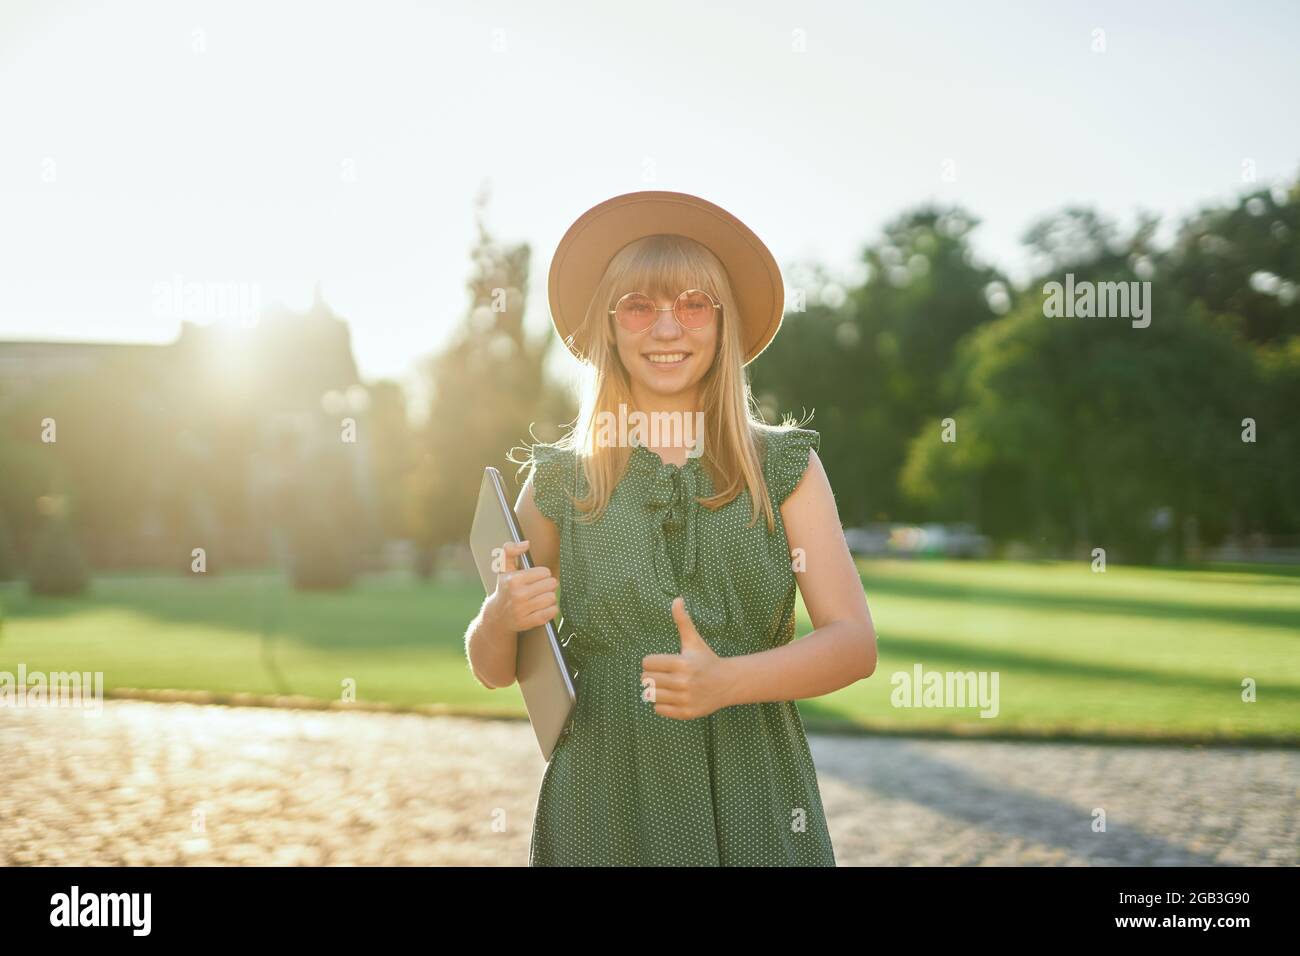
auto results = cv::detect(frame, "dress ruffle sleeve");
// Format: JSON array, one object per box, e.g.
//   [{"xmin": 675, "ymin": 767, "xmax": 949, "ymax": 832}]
[
  {"xmin": 763, "ymin": 427, "xmax": 821, "ymax": 507},
  {"xmin": 527, "ymin": 443, "xmax": 574, "ymax": 526}
]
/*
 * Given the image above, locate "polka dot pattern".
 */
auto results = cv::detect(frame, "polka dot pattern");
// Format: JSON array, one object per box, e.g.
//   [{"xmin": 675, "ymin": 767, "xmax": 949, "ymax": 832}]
[{"xmin": 524, "ymin": 425, "xmax": 837, "ymax": 866}]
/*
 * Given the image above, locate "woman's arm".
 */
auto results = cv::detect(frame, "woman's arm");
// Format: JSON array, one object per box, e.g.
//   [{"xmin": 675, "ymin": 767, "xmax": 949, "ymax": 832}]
[
  {"xmin": 719, "ymin": 448, "xmax": 877, "ymax": 706},
  {"xmin": 463, "ymin": 475, "xmax": 561, "ymax": 689}
]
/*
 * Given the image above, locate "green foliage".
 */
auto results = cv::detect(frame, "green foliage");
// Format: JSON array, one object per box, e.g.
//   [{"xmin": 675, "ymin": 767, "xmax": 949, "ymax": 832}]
[
  {"xmin": 901, "ymin": 293, "xmax": 1257, "ymax": 559},
  {"xmin": 899, "ymin": 184, "xmax": 1299, "ymax": 559},
  {"xmin": 1250, "ymin": 335, "xmax": 1300, "ymax": 530},
  {"xmin": 753, "ymin": 178, "xmax": 1300, "ymax": 561},
  {"xmin": 752, "ymin": 205, "xmax": 1010, "ymax": 523},
  {"xmin": 1164, "ymin": 183, "xmax": 1300, "ymax": 344},
  {"xmin": 412, "ymin": 186, "xmax": 575, "ymax": 574}
]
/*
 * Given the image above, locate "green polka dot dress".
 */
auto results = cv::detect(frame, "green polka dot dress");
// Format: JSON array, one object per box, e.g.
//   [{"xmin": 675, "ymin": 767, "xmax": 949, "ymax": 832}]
[{"xmin": 524, "ymin": 425, "xmax": 837, "ymax": 866}]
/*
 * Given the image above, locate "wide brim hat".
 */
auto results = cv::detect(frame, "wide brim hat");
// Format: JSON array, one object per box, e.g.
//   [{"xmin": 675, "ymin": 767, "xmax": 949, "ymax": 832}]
[{"xmin": 547, "ymin": 190, "xmax": 785, "ymax": 366}]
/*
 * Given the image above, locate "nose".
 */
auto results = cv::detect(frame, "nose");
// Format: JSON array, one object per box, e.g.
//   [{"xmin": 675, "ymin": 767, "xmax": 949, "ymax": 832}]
[{"xmin": 649, "ymin": 297, "xmax": 681, "ymax": 340}]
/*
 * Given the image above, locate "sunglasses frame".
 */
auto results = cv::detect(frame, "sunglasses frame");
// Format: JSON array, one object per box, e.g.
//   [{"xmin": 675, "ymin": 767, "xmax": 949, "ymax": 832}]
[{"xmin": 608, "ymin": 288, "xmax": 722, "ymax": 333}]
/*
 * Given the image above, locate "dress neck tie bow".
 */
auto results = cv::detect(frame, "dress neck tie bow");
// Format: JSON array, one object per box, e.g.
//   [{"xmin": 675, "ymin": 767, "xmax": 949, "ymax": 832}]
[{"xmin": 640, "ymin": 448, "xmax": 702, "ymax": 585}]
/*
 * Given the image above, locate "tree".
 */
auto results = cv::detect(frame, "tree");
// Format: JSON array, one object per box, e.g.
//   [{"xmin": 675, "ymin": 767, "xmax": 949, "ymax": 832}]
[
  {"xmin": 750, "ymin": 206, "xmax": 1010, "ymax": 524},
  {"xmin": 411, "ymin": 184, "xmax": 572, "ymax": 576},
  {"xmin": 901, "ymin": 206, "xmax": 1262, "ymax": 561},
  {"xmin": 1163, "ymin": 180, "xmax": 1300, "ymax": 345}
]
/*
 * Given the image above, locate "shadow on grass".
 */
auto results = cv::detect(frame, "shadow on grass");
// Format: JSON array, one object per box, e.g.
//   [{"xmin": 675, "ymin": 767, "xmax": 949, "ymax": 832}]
[
  {"xmin": 0, "ymin": 571, "xmax": 486, "ymax": 652},
  {"xmin": 819, "ymin": 634, "xmax": 1300, "ymax": 699},
  {"xmin": 858, "ymin": 571, "xmax": 1300, "ymax": 632}
]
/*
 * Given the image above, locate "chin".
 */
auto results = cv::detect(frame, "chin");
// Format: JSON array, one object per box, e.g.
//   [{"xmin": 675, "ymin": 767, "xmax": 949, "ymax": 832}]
[{"xmin": 640, "ymin": 378, "xmax": 693, "ymax": 397}]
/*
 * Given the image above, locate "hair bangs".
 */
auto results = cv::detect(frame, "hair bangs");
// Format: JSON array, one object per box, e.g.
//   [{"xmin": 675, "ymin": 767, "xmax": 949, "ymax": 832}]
[{"xmin": 606, "ymin": 235, "xmax": 725, "ymax": 305}]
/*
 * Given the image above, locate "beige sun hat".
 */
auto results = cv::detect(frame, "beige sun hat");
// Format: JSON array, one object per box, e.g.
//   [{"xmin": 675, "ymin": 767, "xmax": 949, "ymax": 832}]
[{"xmin": 547, "ymin": 190, "xmax": 785, "ymax": 366}]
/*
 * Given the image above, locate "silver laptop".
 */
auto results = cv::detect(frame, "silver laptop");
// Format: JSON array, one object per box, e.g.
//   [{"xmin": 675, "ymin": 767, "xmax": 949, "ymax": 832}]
[{"xmin": 469, "ymin": 466, "xmax": 576, "ymax": 761}]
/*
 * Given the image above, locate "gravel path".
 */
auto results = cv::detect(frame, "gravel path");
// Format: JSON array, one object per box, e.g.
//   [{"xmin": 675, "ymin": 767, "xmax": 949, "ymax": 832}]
[{"xmin": 2, "ymin": 700, "xmax": 1295, "ymax": 866}]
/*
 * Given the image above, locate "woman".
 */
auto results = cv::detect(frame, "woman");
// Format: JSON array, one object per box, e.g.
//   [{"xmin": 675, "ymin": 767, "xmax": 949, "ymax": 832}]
[{"xmin": 465, "ymin": 190, "xmax": 877, "ymax": 866}]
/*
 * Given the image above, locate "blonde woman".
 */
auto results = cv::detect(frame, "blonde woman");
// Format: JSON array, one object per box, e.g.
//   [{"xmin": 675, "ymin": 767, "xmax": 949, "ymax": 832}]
[{"xmin": 465, "ymin": 191, "xmax": 877, "ymax": 866}]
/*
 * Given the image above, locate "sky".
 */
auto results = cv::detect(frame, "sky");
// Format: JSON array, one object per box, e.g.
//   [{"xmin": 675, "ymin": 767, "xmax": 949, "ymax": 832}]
[{"xmin": 1, "ymin": 0, "xmax": 1297, "ymax": 391}]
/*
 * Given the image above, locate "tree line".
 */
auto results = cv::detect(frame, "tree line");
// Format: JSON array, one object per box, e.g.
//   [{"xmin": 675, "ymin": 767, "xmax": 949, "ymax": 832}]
[{"xmin": 1, "ymin": 176, "xmax": 1295, "ymax": 590}]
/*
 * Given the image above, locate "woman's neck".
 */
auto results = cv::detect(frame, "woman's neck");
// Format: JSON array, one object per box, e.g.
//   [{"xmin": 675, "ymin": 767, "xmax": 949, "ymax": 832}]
[
  {"xmin": 626, "ymin": 382, "xmax": 705, "ymax": 466},
  {"xmin": 628, "ymin": 381, "xmax": 701, "ymax": 417}
]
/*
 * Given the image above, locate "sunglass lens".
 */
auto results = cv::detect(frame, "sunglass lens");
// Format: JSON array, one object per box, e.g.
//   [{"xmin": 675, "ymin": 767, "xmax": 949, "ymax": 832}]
[
  {"xmin": 615, "ymin": 294, "xmax": 656, "ymax": 331},
  {"xmin": 675, "ymin": 291, "xmax": 715, "ymax": 329}
]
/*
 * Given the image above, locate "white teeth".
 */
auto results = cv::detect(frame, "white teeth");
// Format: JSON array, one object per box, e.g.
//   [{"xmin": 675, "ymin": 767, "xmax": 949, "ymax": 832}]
[{"xmin": 647, "ymin": 353, "xmax": 687, "ymax": 364}]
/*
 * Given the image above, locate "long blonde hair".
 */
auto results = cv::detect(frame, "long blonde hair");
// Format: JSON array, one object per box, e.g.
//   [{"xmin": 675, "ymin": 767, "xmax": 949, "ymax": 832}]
[{"xmin": 521, "ymin": 234, "xmax": 794, "ymax": 532}]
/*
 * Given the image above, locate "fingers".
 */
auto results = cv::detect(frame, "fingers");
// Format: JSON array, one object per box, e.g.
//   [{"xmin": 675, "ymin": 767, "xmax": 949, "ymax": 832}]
[
  {"xmin": 517, "ymin": 601, "xmax": 559, "ymax": 630},
  {"xmin": 519, "ymin": 589, "xmax": 559, "ymax": 620},
  {"xmin": 495, "ymin": 541, "xmax": 560, "ymax": 631},
  {"xmin": 509, "ymin": 570, "xmax": 559, "ymax": 602},
  {"xmin": 641, "ymin": 652, "xmax": 686, "ymax": 672},
  {"xmin": 500, "ymin": 539, "xmax": 530, "ymax": 572},
  {"xmin": 640, "ymin": 670, "xmax": 685, "ymax": 692},
  {"xmin": 498, "ymin": 565, "xmax": 552, "ymax": 598},
  {"xmin": 644, "ymin": 686, "xmax": 686, "ymax": 706},
  {"xmin": 499, "ymin": 568, "xmax": 556, "ymax": 630}
]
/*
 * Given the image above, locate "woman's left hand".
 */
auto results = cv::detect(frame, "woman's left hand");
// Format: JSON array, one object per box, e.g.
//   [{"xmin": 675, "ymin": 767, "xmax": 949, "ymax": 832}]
[{"xmin": 641, "ymin": 597, "xmax": 735, "ymax": 720}]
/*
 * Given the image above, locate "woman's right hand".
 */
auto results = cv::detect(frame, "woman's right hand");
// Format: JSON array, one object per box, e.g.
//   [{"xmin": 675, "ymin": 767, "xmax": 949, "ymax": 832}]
[{"xmin": 488, "ymin": 539, "xmax": 560, "ymax": 632}]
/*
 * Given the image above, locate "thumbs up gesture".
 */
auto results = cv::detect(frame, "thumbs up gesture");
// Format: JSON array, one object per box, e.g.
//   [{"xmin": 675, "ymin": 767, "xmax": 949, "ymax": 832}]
[{"xmin": 640, "ymin": 597, "xmax": 735, "ymax": 721}]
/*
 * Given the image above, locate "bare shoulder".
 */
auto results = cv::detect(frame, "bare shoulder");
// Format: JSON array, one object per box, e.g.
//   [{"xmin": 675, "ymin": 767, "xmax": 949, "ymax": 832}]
[
  {"xmin": 515, "ymin": 469, "xmax": 560, "ymax": 572},
  {"xmin": 515, "ymin": 470, "xmax": 555, "ymax": 533},
  {"xmin": 780, "ymin": 448, "xmax": 844, "ymax": 540},
  {"xmin": 786, "ymin": 448, "xmax": 833, "ymax": 504}
]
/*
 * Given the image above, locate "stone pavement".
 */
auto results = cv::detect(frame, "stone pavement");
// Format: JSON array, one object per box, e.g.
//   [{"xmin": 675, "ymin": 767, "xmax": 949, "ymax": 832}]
[{"xmin": 2, "ymin": 700, "xmax": 1295, "ymax": 865}]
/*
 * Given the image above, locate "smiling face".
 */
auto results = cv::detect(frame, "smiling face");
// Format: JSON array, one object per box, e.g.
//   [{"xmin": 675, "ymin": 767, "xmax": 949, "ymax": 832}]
[{"xmin": 613, "ymin": 287, "xmax": 720, "ymax": 406}]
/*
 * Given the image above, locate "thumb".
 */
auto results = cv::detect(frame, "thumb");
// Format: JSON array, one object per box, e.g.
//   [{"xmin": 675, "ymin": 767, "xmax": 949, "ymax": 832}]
[{"xmin": 671, "ymin": 597, "xmax": 706, "ymax": 651}]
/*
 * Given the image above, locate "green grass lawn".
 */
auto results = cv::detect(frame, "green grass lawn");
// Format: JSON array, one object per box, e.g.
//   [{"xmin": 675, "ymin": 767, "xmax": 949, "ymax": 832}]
[{"xmin": 1, "ymin": 560, "xmax": 1296, "ymax": 743}]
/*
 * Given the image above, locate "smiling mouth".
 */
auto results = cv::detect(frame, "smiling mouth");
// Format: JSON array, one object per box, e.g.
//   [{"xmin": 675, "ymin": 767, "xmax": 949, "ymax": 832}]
[{"xmin": 644, "ymin": 351, "xmax": 690, "ymax": 367}]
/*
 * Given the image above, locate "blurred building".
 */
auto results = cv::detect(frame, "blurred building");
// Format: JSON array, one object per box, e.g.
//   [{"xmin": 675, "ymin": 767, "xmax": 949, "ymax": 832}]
[{"xmin": 0, "ymin": 287, "xmax": 380, "ymax": 571}]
